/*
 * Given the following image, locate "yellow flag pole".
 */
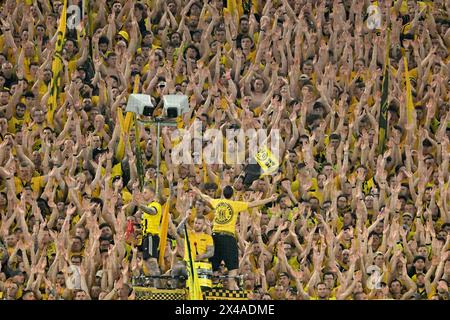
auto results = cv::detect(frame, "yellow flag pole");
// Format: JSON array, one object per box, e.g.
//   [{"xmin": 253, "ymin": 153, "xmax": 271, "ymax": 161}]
[
  {"xmin": 47, "ymin": 0, "xmax": 68, "ymax": 125},
  {"xmin": 184, "ymin": 224, "xmax": 203, "ymax": 300},
  {"xmin": 158, "ymin": 200, "xmax": 171, "ymax": 270}
]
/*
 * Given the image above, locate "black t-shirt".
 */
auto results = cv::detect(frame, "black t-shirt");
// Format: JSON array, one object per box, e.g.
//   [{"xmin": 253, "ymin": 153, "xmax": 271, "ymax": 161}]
[
  {"xmin": 3, "ymin": 73, "xmax": 18, "ymax": 88},
  {"xmin": 138, "ymin": 18, "xmax": 147, "ymax": 37}
]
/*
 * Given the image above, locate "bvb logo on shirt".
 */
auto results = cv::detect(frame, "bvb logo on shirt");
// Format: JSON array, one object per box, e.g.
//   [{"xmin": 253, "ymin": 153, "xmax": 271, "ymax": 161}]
[{"xmin": 214, "ymin": 202, "xmax": 234, "ymax": 225}]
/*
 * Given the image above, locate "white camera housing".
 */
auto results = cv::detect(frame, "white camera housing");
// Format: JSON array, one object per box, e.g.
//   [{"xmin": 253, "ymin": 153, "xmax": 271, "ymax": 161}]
[
  {"xmin": 163, "ymin": 95, "xmax": 189, "ymax": 118},
  {"xmin": 125, "ymin": 94, "xmax": 155, "ymax": 116}
]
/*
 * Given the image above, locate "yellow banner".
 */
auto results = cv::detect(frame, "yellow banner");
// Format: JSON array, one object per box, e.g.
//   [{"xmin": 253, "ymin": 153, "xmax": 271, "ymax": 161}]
[
  {"xmin": 378, "ymin": 29, "xmax": 390, "ymax": 154},
  {"xmin": 184, "ymin": 226, "xmax": 203, "ymax": 300},
  {"xmin": 116, "ymin": 74, "xmax": 140, "ymax": 160},
  {"xmin": 403, "ymin": 56, "xmax": 414, "ymax": 126},
  {"xmin": 255, "ymin": 146, "xmax": 279, "ymax": 175},
  {"xmin": 47, "ymin": 0, "xmax": 68, "ymax": 125},
  {"xmin": 158, "ymin": 200, "xmax": 170, "ymax": 269}
]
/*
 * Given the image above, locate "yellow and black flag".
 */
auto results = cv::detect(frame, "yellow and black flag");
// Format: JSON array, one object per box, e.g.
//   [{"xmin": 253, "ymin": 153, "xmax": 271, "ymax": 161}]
[
  {"xmin": 48, "ymin": 0, "xmax": 68, "ymax": 125},
  {"xmin": 158, "ymin": 200, "xmax": 170, "ymax": 269},
  {"xmin": 184, "ymin": 224, "xmax": 203, "ymax": 300},
  {"xmin": 403, "ymin": 55, "xmax": 415, "ymax": 126},
  {"xmin": 134, "ymin": 112, "xmax": 145, "ymax": 190},
  {"xmin": 255, "ymin": 146, "xmax": 279, "ymax": 176},
  {"xmin": 378, "ymin": 30, "xmax": 390, "ymax": 154}
]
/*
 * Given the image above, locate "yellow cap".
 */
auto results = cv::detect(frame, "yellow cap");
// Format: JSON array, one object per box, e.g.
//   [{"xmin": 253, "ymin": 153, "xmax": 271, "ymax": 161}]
[{"xmin": 118, "ymin": 30, "xmax": 129, "ymax": 43}]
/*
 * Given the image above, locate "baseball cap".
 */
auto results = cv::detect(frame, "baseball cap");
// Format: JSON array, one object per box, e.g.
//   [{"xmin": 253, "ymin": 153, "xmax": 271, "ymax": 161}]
[
  {"xmin": 413, "ymin": 256, "xmax": 426, "ymax": 263},
  {"xmin": 425, "ymin": 183, "xmax": 434, "ymax": 189},
  {"xmin": 11, "ymin": 270, "xmax": 25, "ymax": 277},
  {"xmin": 299, "ymin": 74, "xmax": 309, "ymax": 81},
  {"xmin": 92, "ymin": 147, "xmax": 107, "ymax": 160},
  {"xmin": 402, "ymin": 212, "xmax": 413, "ymax": 218},
  {"xmin": 23, "ymin": 91, "xmax": 35, "ymax": 98},
  {"xmin": 117, "ymin": 30, "xmax": 129, "ymax": 43},
  {"xmin": 112, "ymin": 175, "xmax": 122, "ymax": 183}
]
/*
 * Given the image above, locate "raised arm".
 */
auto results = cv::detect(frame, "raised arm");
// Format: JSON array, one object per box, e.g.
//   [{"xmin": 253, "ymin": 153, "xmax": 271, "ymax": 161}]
[
  {"xmin": 248, "ymin": 194, "xmax": 277, "ymax": 208},
  {"xmin": 190, "ymin": 185, "xmax": 214, "ymax": 206}
]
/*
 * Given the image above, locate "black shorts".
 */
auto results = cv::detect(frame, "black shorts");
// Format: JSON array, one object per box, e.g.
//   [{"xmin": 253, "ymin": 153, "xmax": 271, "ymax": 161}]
[
  {"xmin": 141, "ymin": 234, "xmax": 160, "ymax": 260},
  {"xmin": 210, "ymin": 233, "xmax": 239, "ymax": 271}
]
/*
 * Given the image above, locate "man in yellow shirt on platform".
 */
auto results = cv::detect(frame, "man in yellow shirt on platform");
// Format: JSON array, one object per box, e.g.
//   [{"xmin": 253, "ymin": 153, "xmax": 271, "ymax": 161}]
[
  {"xmin": 177, "ymin": 214, "xmax": 215, "ymax": 289},
  {"xmin": 178, "ymin": 214, "xmax": 214, "ymax": 263},
  {"xmin": 192, "ymin": 184, "xmax": 277, "ymax": 290},
  {"xmin": 138, "ymin": 186, "xmax": 163, "ymax": 281}
]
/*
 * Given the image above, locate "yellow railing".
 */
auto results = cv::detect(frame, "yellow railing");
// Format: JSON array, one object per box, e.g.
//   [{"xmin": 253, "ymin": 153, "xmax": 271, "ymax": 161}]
[{"xmin": 133, "ymin": 287, "xmax": 251, "ymax": 300}]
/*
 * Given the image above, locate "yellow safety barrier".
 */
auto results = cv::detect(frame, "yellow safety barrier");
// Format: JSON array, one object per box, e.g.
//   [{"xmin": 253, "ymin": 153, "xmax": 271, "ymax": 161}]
[
  {"xmin": 132, "ymin": 287, "xmax": 251, "ymax": 300},
  {"xmin": 133, "ymin": 287, "xmax": 187, "ymax": 300}
]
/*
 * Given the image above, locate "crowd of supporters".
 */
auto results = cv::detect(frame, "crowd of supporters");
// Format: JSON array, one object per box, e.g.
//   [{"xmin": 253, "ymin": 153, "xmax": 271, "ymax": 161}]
[{"xmin": 0, "ymin": 0, "xmax": 449, "ymax": 300}]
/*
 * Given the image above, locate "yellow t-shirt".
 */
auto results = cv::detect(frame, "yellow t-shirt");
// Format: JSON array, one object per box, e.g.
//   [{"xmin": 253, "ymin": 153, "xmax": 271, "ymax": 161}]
[
  {"xmin": 308, "ymin": 190, "xmax": 324, "ymax": 205},
  {"xmin": 14, "ymin": 176, "xmax": 45, "ymax": 195},
  {"xmin": 310, "ymin": 296, "xmax": 336, "ymax": 300},
  {"xmin": 0, "ymin": 35, "xmax": 16, "ymax": 64},
  {"xmin": 68, "ymin": 59, "xmax": 78, "ymax": 80},
  {"xmin": 210, "ymin": 199, "xmax": 249, "ymax": 235},
  {"xmin": 24, "ymin": 55, "xmax": 40, "ymax": 81},
  {"xmin": 7, "ymin": 112, "xmax": 31, "ymax": 133},
  {"xmin": 224, "ymin": 0, "xmax": 260, "ymax": 18},
  {"xmin": 121, "ymin": 189, "xmax": 133, "ymax": 205},
  {"xmin": 100, "ymin": 163, "xmax": 123, "ymax": 179},
  {"xmin": 46, "ymin": 242, "xmax": 56, "ymax": 259},
  {"xmin": 288, "ymin": 255, "xmax": 301, "ymax": 271},
  {"xmin": 185, "ymin": 231, "xmax": 213, "ymax": 262},
  {"xmin": 292, "ymin": 178, "xmax": 318, "ymax": 193},
  {"xmin": 141, "ymin": 201, "xmax": 162, "ymax": 236},
  {"xmin": 398, "ymin": 0, "xmax": 432, "ymax": 16},
  {"xmin": 369, "ymin": 1, "xmax": 431, "ymax": 16}
]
